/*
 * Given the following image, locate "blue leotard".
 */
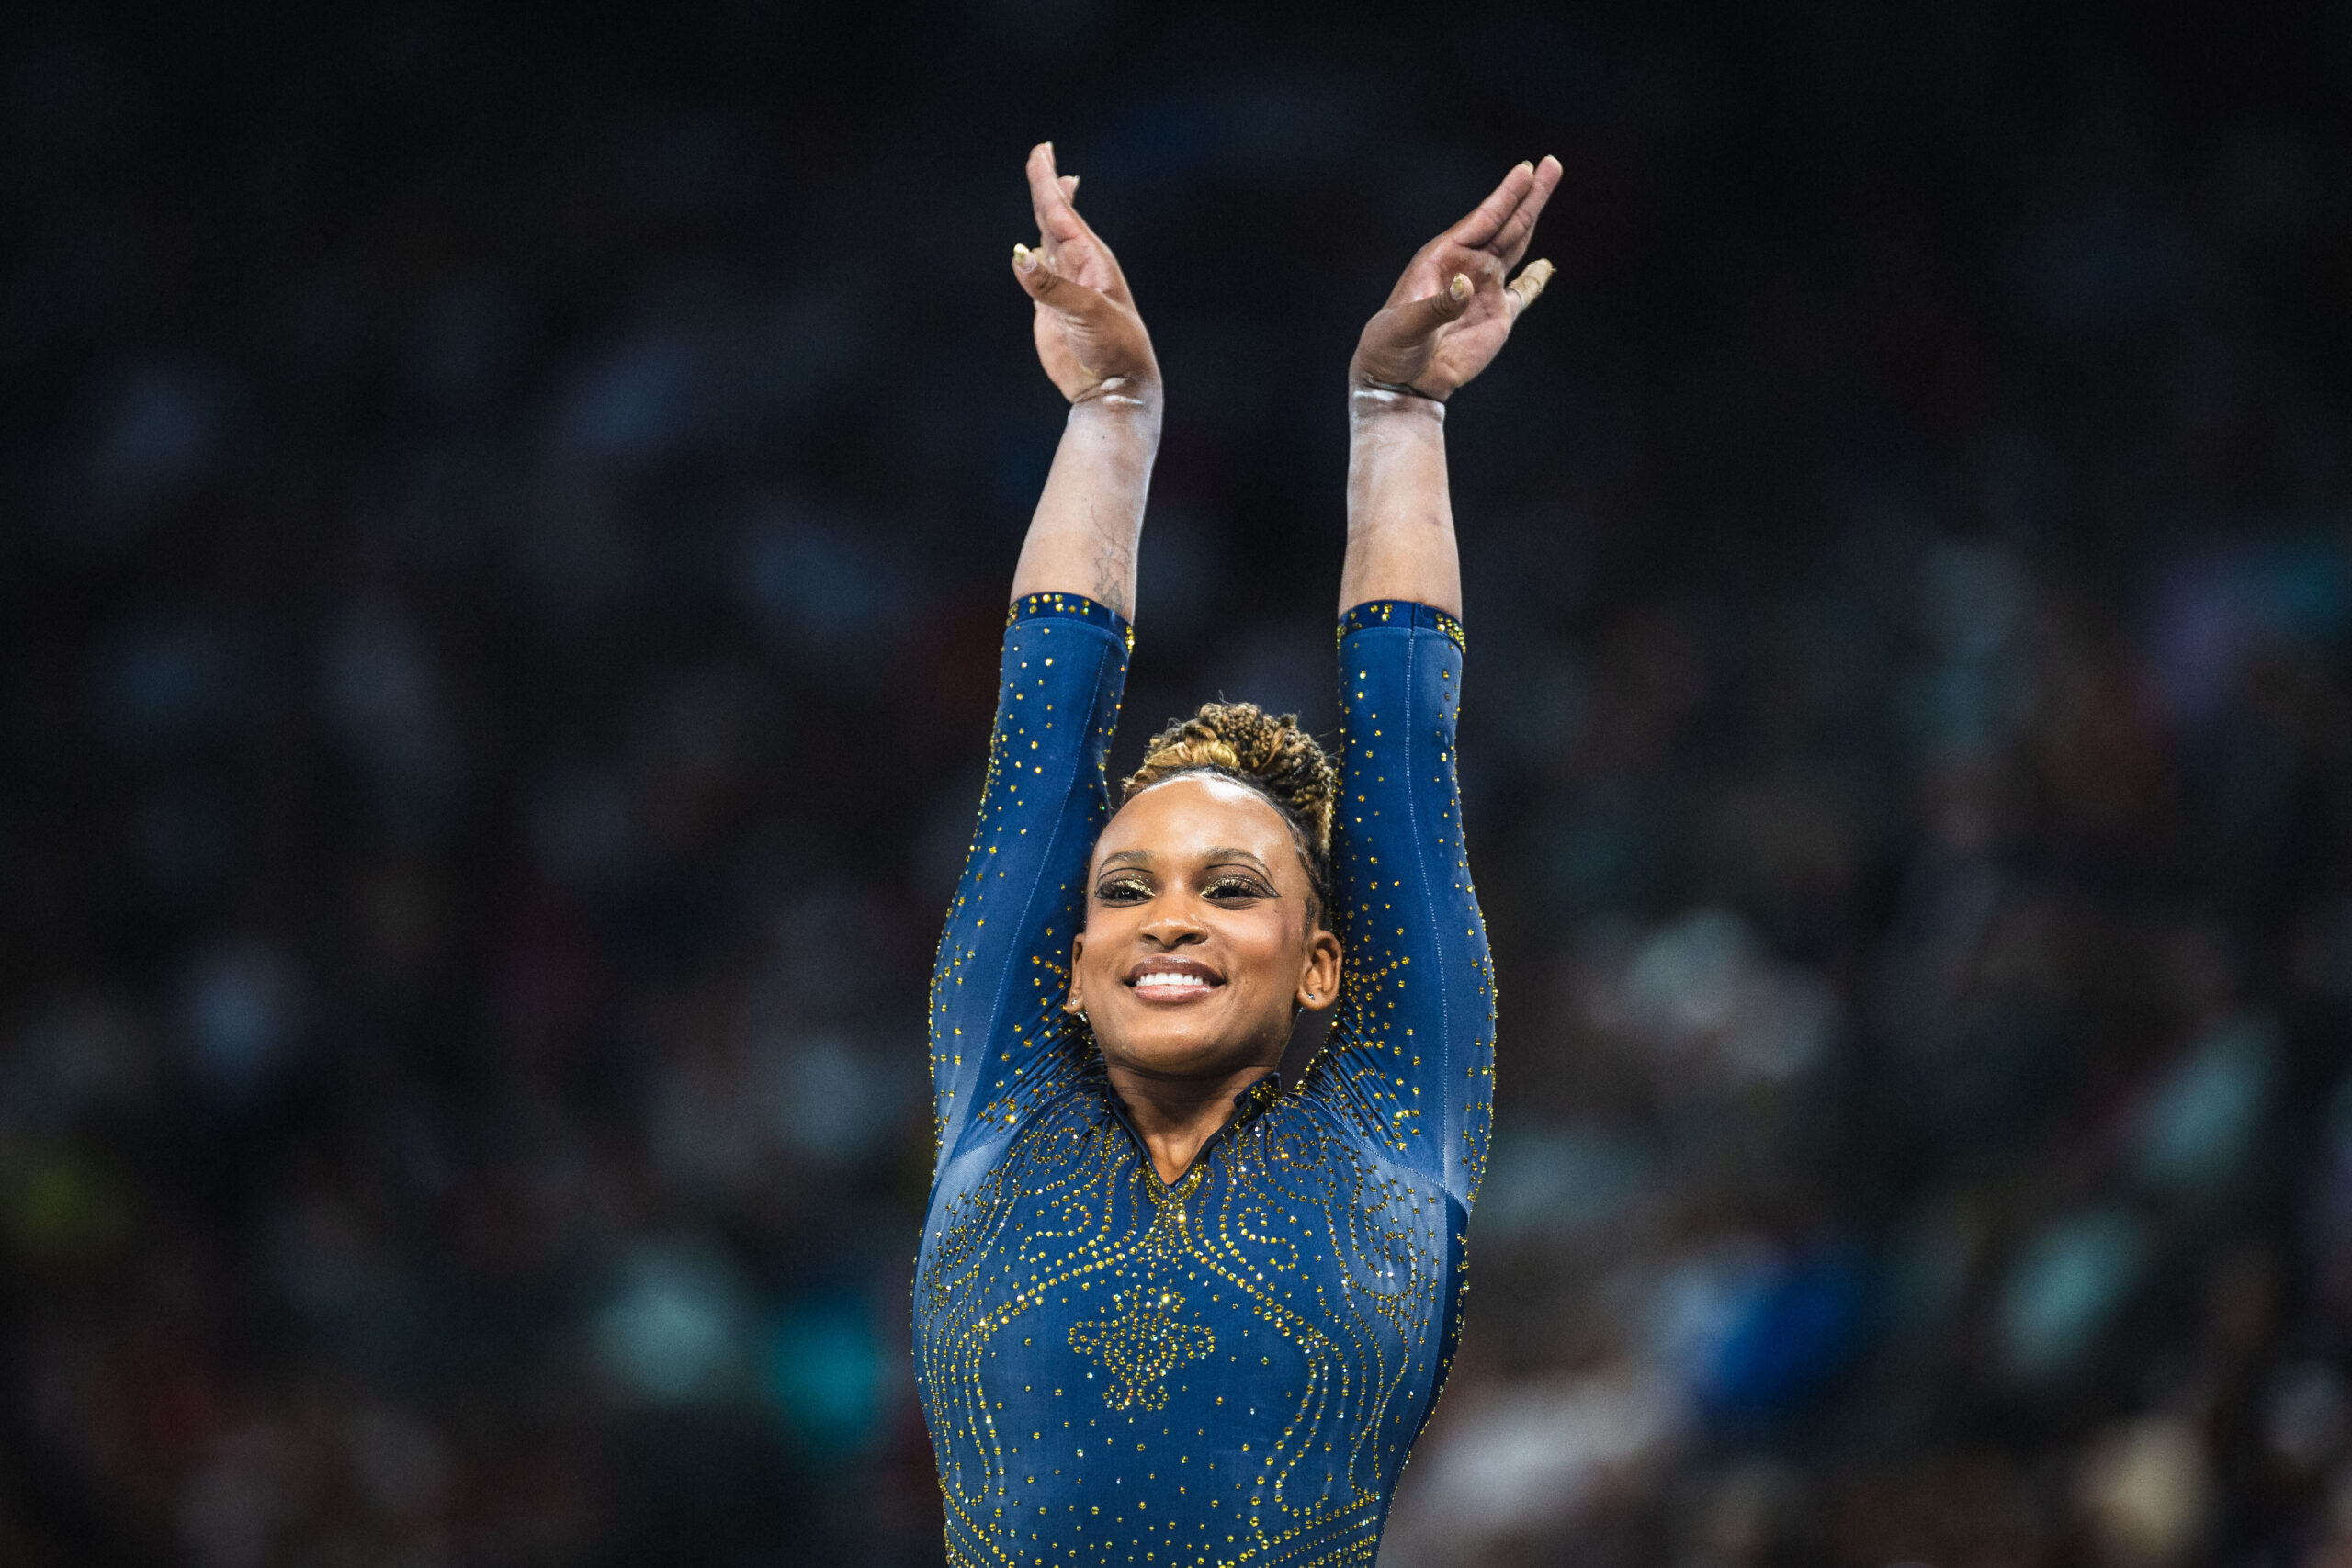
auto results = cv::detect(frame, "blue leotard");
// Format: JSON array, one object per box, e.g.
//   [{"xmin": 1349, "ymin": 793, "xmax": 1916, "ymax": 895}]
[{"xmin": 918, "ymin": 592, "xmax": 1496, "ymax": 1566}]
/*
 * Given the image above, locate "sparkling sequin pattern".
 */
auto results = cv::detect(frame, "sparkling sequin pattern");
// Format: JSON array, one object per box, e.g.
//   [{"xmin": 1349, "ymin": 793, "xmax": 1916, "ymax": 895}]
[{"xmin": 920, "ymin": 594, "xmax": 1494, "ymax": 1566}]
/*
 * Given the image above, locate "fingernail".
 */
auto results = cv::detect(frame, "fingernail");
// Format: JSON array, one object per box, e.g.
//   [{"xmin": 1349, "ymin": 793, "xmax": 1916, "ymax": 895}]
[
  {"xmin": 1449, "ymin": 275, "xmax": 1470, "ymax": 300},
  {"xmin": 1013, "ymin": 243, "xmax": 1037, "ymax": 272}
]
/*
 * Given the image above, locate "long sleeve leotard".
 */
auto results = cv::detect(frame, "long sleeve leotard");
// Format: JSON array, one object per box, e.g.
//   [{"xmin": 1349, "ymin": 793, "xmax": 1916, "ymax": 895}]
[{"xmin": 916, "ymin": 592, "xmax": 1496, "ymax": 1567}]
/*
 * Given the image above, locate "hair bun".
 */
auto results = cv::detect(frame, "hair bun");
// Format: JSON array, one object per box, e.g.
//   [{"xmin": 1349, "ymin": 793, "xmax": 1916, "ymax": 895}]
[{"xmin": 1123, "ymin": 701, "xmax": 1336, "ymax": 855}]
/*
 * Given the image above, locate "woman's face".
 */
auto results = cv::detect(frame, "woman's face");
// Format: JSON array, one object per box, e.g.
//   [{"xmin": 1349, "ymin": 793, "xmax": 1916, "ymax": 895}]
[{"xmin": 1068, "ymin": 775, "xmax": 1340, "ymax": 1082}]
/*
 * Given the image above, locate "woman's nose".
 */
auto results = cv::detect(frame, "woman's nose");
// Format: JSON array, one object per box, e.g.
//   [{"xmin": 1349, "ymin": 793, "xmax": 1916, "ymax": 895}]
[{"xmin": 1139, "ymin": 904, "xmax": 1206, "ymax": 946}]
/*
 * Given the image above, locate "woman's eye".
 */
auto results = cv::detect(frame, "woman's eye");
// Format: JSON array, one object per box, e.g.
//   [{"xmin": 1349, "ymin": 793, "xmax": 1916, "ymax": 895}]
[
  {"xmin": 1096, "ymin": 878, "xmax": 1151, "ymax": 903},
  {"xmin": 1205, "ymin": 877, "xmax": 1273, "ymax": 901}
]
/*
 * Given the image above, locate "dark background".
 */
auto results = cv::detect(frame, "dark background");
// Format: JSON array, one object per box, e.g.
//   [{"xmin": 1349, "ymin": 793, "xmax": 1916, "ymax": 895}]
[{"xmin": 6, "ymin": 4, "xmax": 2352, "ymax": 1564}]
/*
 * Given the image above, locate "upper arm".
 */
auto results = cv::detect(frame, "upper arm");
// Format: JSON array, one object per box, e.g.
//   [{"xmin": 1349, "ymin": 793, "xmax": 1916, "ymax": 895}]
[
  {"xmin": 928, "ymin": 594, "xmax": 1130, "ymax": 1167},
  {"xmin": 1314, "ymin": 601, "xmax": 1496, "ymax": 1202}
]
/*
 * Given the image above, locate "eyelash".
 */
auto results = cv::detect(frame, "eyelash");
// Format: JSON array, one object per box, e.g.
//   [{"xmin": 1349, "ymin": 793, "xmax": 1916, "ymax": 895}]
[{"xmin": 1092, "ymin": 875, "xmax": 1273, "ymax": 904}]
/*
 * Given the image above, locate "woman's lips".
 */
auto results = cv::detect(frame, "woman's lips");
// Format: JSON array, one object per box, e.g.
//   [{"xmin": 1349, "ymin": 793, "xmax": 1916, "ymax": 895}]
[{"xmin": 1126, "ymin": 958, "xmax": 1223, "ymax": 1002}]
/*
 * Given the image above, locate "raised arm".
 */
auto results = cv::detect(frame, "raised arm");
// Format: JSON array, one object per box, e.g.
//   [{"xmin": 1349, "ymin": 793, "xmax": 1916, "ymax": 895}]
[
  {"xmin": 1339, "ymin": 156, "xmax": 1560, "ymax": 617},
  {"xmin": 927, "ymin": 146, "xmax": 1157, "ymax": 1168},
  {"xmin": 1005, "ymin": 141, "xmax": 1160, "ymax": 619},
  {"xmin": 1313, "ymin": 160, "xmax": 1559, "ymax": 1201}
]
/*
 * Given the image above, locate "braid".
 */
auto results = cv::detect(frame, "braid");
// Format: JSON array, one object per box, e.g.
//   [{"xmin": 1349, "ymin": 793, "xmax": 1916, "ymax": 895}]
[{"xmin": 1122, "ymin": 702, "xmax": 1338, "ymax": 922}]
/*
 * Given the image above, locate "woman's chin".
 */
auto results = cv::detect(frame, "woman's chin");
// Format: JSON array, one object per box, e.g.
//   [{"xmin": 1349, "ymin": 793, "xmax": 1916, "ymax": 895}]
[{"xmin": 1095, "ymin": 1021, "xmax": 1275, "ymax": 1081}]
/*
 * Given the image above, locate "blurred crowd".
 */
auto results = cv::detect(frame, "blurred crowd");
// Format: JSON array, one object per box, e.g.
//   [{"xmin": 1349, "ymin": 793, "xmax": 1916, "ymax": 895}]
[{"xmin": 5, "ymin": 5, "xmax": 2352, "ymax": 1565}]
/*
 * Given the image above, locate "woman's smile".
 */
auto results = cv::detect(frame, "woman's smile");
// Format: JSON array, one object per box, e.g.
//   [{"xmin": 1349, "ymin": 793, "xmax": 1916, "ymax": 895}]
[{"xmin": 1128, "ymin": 955, "xmax": 1225, "ymax": 1001}]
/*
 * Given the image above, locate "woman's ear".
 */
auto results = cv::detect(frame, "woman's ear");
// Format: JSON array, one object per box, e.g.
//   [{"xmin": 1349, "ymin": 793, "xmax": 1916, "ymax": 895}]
[
  {"xmin": 1064, "ymin": 931, "xmax": 1088, "ymax": 1015},
  {"xmin": 1295, "ymin": 928, "xmax": 1342, "ymax": 1013}
]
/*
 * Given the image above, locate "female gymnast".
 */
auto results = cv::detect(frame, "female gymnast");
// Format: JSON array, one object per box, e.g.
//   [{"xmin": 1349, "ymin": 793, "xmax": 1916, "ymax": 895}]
[{"xmin": 917, "ymin": 141, "xmax": 1559, "ymax": 1566}]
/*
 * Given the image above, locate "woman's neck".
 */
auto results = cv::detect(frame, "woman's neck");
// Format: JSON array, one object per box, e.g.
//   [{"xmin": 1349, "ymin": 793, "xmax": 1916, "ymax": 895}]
[{"xmin": 1103, "ymin": 1056, "xmax": 1279, "ymax": 1185}]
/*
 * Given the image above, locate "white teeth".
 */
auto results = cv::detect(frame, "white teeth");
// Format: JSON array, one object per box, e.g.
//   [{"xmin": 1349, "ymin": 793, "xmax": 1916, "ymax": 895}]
[{"xmin": 1136, "ymin": 972, "xmax": 1211, "ymax": 991}]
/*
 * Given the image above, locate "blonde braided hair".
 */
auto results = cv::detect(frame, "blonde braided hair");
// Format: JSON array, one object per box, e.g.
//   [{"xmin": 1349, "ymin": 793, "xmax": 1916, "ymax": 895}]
[{"xmin": 1120, "ymin": 701, "xmax": 1337, "ymax": 921}]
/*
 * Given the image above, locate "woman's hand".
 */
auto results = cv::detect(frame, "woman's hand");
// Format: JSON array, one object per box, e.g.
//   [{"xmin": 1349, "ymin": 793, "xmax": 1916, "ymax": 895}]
[
  {"xmin": 1012, "ymin": 142, "xmax": 1159, "ymax": 404},
  {"xmin": 1350, "ymin": 156, "xmax": 1562, "ymax": 401},
  {"xmin": 1005, "ymin": 142, "xmax": 1160, "ymax": 616}
]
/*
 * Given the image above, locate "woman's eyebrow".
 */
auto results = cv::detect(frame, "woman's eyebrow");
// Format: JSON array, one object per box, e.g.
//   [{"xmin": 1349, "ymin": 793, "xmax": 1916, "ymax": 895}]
[
  {"xmin": 1100, "ymin": 850, "xmax": 1155, "ymax": 868},
  {"xmin": 1201, "ymin": 848, "xmax": 1273, "ymax": 871}
]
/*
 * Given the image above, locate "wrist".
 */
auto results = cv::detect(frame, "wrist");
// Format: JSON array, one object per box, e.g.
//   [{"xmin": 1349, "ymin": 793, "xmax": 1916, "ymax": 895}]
[
  {"xmin": 1348, "ymin": 383, "xmax": 1447, "ymax": 431},
  {"xmin": 1347, "ymin": 340, "xmax": 1450, "ymax": 401},
  {"xmin": 1070, "ymin": 373, "xmax": 1164, "ymax": 422}
]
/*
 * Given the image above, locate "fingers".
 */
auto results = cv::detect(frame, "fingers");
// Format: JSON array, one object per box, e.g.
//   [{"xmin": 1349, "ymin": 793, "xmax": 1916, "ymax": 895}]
[
  {"xmin": 1449, "ymin": 160, "xmax": 1535, "ymax": 249},
  {"xmin": 1505, "ymin": 257, "xmax": 1554, "ymax": 319},
  {"xmin": 1488, "ymin": 155, "xmax": 1563, "ymax": 265},
  {"xmin": 1384, "ymin": 272, "xmax": 1474, "ymax": 344},
  {"xmin": 1012, "ymin": 243, "xmax": 1114, "ymax": 321},
  {"xmin": 1452, "ymin": 154, "xmax": 1564, "ymax": 265},
  {"xmin": 1023, "ymin": 141, "xmax": 1133, "ymax": 304},
  {"xmin": 1025, "ymin": 141, "xmax": 1087, "ymax": 248}
]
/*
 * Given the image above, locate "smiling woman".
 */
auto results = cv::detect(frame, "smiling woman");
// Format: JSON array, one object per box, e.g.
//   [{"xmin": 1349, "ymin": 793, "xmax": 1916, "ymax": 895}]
[
  {"xmin": 915, "ymin": 141, "xmax": 1555, "ymax": 1566},
  {"xmin": 1069, "ymin": 714, "xmax": 1343, "ymax": 1182}
]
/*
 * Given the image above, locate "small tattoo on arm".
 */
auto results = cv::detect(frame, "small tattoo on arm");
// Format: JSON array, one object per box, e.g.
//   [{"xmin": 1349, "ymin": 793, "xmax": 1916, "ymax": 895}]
[{"xmin": 1091, "ymin": 532, "xmax": 1135, "ymax": 621}]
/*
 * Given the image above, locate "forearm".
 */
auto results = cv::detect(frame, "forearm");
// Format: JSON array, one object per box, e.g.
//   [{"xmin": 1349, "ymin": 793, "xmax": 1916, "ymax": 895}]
[
  {"xmin": 1338, "ymin": 389, "xmax": 1460, "ymax": 618},
  {"xmin": 1009, "ymin": 379, "xmax": 1161, "ymax": 621}
]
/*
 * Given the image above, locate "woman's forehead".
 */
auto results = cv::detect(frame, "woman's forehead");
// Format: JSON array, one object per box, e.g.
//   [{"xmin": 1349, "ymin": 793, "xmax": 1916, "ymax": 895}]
[{"xmin": 1093, "ymin": 774, "xmax": 1295, "ymax": 863}]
